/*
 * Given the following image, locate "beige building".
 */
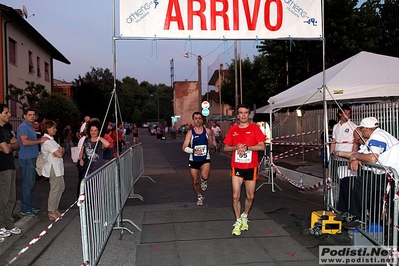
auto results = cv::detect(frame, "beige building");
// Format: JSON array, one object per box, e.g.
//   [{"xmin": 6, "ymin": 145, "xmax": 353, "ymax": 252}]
[{"xmin": 0, "ymin": 4, "xmax": 70, "ymax": 117}]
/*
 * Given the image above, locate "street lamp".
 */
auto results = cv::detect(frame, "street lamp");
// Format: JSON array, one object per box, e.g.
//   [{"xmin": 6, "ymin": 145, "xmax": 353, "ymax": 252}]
[
  {"xmin": 184, "ymin": 52, "xmax": 202, "ymax": 111},
  {"xmin": 296, "ymin": 109, "xmax": 306, "ymax": 164},
  {"xmin": 151, "ymin": 94, "xmax": 160, "ymax": 123}
]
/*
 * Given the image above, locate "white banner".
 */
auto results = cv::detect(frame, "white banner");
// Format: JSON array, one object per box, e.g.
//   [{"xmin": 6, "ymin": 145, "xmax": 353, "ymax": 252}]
[{"xmin": 119, "ymin": 0, "xmax": 322, "ymax": 40}]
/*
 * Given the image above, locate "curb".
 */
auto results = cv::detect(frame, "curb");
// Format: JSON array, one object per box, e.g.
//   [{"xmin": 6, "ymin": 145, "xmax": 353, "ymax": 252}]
[{"xmin": 0, "ymin": 215, "xmax": 39, "ymax": 257}]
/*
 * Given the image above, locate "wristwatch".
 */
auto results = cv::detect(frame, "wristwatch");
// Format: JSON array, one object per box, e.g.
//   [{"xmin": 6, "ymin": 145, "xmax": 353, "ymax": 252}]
[{"xmin": 354, "ymin": 152, "xmax": 359, "ymax": 159}]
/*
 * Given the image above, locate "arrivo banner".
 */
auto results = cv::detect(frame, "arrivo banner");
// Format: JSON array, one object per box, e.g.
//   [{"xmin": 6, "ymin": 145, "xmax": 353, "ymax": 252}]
[{"xmin": 119, "ymin": 0, "xmax": 322, "ymax": 40}]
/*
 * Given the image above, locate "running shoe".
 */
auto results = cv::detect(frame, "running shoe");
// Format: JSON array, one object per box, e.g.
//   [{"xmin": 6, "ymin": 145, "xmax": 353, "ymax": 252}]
[
  {"xmin": 6, "ymin": 227, "xmax": 22, "ymax": 235},
  {"xmin": 197, "ymin": 196, "xmax": 204, "ymax": 206},
  {"xmin": 232, "ymin": 221, "xmax": 242, "ymax": 236},
  {"xmin": 240, "ymin": 216, "xmax": 249, "ymax": 231},
  {"xmin": 32, "ymin": 206, "xmax": 41, "ymax": 213},
  {"xmin": 200, "ymin": 178, "xmax": 208, "ymax": 191},
  {"xmin": 0, "ymin": 228, "xmax": 11, "ymax": 238},
  {"xmin": 19, "ymin": 210, "xmax": 37, "ymax": 217}
]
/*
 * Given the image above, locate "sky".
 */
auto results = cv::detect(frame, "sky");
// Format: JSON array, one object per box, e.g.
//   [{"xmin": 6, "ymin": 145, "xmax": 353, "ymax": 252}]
[{"xmin": 2, "ymin": 0, "xmax": 261, "ymax": 93}]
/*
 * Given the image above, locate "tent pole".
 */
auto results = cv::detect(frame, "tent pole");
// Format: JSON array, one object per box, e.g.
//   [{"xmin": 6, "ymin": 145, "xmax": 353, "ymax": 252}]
[{"xmin": 321, "ymin": 0, "xmax": 329, "ymax": 210}]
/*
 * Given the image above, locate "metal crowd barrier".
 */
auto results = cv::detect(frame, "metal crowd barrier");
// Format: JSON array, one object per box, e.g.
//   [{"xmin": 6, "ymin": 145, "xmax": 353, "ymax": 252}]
[
  {"xmin": 79, "ymin": 143, "xmax": 154, "ymax": 265},
  {"xmin": 326, "ymin": 157, "xmax": 398, "ymax": 256}
]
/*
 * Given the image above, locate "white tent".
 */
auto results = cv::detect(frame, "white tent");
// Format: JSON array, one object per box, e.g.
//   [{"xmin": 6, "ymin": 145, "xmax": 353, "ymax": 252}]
[{"xmin": 265, "ymin": 51, "xmax": 399, "ymax": 112}]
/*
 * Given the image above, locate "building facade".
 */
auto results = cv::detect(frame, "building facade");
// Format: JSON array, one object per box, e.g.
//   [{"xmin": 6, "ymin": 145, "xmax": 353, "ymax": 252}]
[{"xmin": 0, "ymin": 4, "xmax": 69, "ymax": 117}]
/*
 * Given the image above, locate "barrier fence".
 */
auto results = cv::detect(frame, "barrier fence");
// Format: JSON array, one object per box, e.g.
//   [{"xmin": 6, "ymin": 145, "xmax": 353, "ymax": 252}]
[
  {"xmin": 326, "ymin": 157, "xmax": 398, "ymax": 260},
  {"xmin": 79, "ymin": 143, "xmax": 153, "ymax": 266}
]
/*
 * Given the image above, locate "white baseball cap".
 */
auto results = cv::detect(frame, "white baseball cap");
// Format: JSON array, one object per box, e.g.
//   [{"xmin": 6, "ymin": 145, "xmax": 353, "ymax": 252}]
[{"xmin": 358, "ymin": 117, "xmax": 379, "ymax": 128}]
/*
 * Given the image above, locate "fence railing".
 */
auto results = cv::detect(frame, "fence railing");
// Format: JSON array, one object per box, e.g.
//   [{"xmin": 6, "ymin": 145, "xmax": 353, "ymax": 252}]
[
  {"xmin": 79, "ymin": 143, "xmax": 154, "ymax": 265},
  {"xmin": 326, "ymin": 157, "xmax": 398, "ymax": 258}
]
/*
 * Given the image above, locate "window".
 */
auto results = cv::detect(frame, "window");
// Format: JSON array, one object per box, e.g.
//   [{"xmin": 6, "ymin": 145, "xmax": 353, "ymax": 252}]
[
  {"xmin": 28, "ymin": 50, "xmax": 34, "ymax": 73},
  {"xmin": 8, "ymin": 38, "xmax": 17, "ymax": 64},
  {"xmin": 37, "ymin": 57, "xmax": 41, "ymax": 78},
  {"xmin": 44, "ymin": 62, "xmax": 49, "ymax": 81}
]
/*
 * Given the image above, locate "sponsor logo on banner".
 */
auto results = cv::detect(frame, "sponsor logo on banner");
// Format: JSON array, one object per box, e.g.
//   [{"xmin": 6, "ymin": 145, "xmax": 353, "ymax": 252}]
[{"xmin": 119, "ymin": 0, "xmax": 322, "ymax": 39}]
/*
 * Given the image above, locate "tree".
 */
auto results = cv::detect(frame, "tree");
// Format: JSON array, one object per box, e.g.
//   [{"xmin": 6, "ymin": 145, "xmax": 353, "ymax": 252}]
[
  {"xmin": 35, "ymin": 93, "xmax": 81, "ymax": 137},
  {"xmin": 73, "ymin": 67, "xmax": 115, "ymax": 120},
  {"xmin": 6, "ymin": 81, "xmax": 49, "ymax": 110}
]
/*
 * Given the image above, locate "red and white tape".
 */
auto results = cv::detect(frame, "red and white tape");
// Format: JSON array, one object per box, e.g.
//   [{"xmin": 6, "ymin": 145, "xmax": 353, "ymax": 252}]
[
  {"xmin": 266, "ymin": 159, "xmax": 324, "ymax": 191},
  {"xmin": 272, "ymin": 129, "xmax": 323, "ymax": 141},
  {"xmin": 7, "ymin": 200, "xmax": 78, "ymax": 265}
]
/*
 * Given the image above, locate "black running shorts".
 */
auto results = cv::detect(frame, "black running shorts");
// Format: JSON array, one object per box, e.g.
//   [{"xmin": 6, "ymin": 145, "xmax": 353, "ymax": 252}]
[
  {"xmin": 231, "ymin": 167, "xmax": 259, "ymax": 181},
  {"xmin": 189, "ymin": 160, "xmax": 210, "ymax": 170}
]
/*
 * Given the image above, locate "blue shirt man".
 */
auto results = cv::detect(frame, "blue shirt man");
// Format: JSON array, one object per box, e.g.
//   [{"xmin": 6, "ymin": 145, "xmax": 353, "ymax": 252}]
[{"xmin": 17, "ymin": 108, "xmax": 47, "ymax": 216}]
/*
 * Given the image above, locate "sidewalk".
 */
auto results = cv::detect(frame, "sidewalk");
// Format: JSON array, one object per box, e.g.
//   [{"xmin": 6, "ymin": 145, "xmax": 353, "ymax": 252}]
[{"xmin": 0, "ymin": 133, "xmax": 326, "ymax": 265}]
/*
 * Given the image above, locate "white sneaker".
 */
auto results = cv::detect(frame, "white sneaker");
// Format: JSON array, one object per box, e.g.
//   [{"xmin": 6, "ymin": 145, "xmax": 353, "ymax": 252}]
[
  {"xmin": 200, "ymin": 178, "xmax": 208, "ymax": 191},
  {"xmin": 7, "ymin": 227, "xmax": 22, "ymax": 235},
  {"xmin": 0, "ymin": 228, "xmax": 11, "ymax": 238},
  {"xmin": 197, "ymin": 196, "xmax": 204, "ymax": 206}
]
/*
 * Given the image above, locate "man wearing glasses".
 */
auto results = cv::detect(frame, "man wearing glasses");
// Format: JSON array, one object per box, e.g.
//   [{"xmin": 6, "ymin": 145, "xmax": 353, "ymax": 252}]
[
  {"xmin": 17, "ymin": 108, "xmax": 48, "ymax": 216},
  {"xmin": 224, "ymin": 104, "xmax": 266, "ymax": 236}
]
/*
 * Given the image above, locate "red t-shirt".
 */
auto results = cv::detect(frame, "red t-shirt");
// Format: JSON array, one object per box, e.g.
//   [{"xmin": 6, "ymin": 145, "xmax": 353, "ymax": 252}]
[{"xmin": 224, "ymin": 123, "xmax": 266, "ymax": 168}]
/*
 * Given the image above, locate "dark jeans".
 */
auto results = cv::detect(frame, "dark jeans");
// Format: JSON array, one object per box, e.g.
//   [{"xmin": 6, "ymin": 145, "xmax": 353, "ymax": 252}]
[
  {"xmin": 337, "ymin": 175, "xmax": 356, "ymax": 213},
  {"xmin": 18, "ymin": 158, "xmax": 37, "ymax": 212},
  {"xmin": 349, "ymin": 171, "xmax": 384, "ymax": 222}
]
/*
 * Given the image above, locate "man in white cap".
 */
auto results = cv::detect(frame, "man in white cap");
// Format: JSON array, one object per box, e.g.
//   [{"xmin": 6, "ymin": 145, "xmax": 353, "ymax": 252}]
[{"xmin": 336, "ymin": 117, "xmax": 399, "ymax": 227}]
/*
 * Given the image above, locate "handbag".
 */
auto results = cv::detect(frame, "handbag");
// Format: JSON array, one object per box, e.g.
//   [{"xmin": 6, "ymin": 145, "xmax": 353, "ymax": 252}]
[{"xmin": 35, "ymin": 152, "xmax": 48, "ymax": 176}]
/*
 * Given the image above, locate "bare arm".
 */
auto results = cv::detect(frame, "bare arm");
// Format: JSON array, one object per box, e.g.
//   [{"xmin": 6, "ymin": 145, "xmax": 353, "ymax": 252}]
[
  {"xmin": 52, "ymin": 145, "xmax": 65, "ymax": 158},
  {"xmin": 20, "ymin": 135, "xmax": 48, "ymax": 146},
  {"xmin": 0, "ymin": 141, "xmax": 12, "ymax": 154},
  {"xmin": 0, "ymin": 137, "xmax": 19, "ymax": 154},
  {"xmin": 99, "ymin": 137, "xmax": 110, "ymax": 148}
]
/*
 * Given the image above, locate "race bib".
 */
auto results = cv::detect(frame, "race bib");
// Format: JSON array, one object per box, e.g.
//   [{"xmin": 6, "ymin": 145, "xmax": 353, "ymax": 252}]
[
  {"xmin": 194, "ymin": 145, "xmax": 207, "ymax": 156},
  {"xmin": 235, "ymin": 150, "xmax": 252, "ymax": 163}
]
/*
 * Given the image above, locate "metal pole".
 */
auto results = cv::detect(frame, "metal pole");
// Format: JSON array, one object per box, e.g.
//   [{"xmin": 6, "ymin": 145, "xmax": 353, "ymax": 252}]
[
  {"xmin": 198, "ymin": 55, "xmax": 202, "ymax": 111},
  {"xmin": 219, "ymin": 55, "xmax": 222, "ymax": 124},
  {"xmin": 234, "ymin": 40, "xmax": 238, "ymax": 114}
]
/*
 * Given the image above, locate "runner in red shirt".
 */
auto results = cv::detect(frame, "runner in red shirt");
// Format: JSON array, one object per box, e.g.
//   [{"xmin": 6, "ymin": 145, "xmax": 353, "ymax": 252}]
[{"xmin": 224, "ymin": 104, "xmax": 266, "ymax": 236}]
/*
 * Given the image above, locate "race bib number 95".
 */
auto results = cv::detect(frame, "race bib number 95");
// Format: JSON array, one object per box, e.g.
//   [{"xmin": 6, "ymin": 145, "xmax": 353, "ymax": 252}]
[{"xmin": 235, "ymin": 150, "xmax": 252, "ymax": 163}]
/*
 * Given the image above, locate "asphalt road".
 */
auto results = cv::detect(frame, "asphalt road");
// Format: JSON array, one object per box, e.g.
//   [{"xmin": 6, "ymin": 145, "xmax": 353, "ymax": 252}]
[{"xmin": 0, "ymin": 129, "xmax": 328, "ymax": 265}]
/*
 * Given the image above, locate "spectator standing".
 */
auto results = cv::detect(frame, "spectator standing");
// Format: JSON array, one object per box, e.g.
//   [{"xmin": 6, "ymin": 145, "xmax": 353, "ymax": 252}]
[
  {"xmin": 223, "ymin": 104, "xmax": 266, "ymax": 236},
  {"xmin": 62, "ymin": 125, "xmax": 74, "ymax": 158},
  {"xmin": 0, "ymin": 104, "xmax": 22, "ymax": 239},
  {"xmin": 76, "ymin": 131, "xmax": 86, "ymax": 197},
  {"xmin": 40, "ymin": 120, "xmax": 65, "ymax": 221},
  {"xmin": 111, "ymin": 122, "xmax": 124, "ymax": 155},
  {"xmin": 17, "ymin": 108, "xmax": 48, "ymax": 216},
  {"xmin": 335, "ymin": 117, "xmax": 399, "ymax": 224},
  {"xmin": 76, "ymin": 116, "xmax": 90, "ymax": 139},
  {"xmin": 79, "ymin": 121, "xmax": 110, "ymax": 176},
  {"xmin": 330, "ymin": 106, "xmax": 358, "ymax": 193},
  {"xmin": 164, "ymin": 125, "xmax": 169, "ymax": 138},
  {"xmin": 103, "ymin": 128, "xmax": 114, "ymax": 162},
  {"xmin": 132, "ymin": 124, "xmax": 139, "ymax": 145},
  {"xmin": 171, "ymin": 125, "xmax": 176, "ymax": 139},
  {"xmin": 33, "ymin": 120, "xmax": 42, "ymax": 140}
]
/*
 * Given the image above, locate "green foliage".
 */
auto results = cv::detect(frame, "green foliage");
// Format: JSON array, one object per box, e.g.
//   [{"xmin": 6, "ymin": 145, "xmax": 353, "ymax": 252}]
[
  {"xmin": 36, "ymin": 93, "xmax": 80, "ymax": 120},
  {"xmin": 6, "ymin": 81, "xmax": 49, "ymax": 110},
  {"xmin": 71, "ymin": 67, "xmax": 174, "ymax": 125},
  {"xmin": 35, "ymin": 93, "xmax": 80, "ymax": 134}
]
